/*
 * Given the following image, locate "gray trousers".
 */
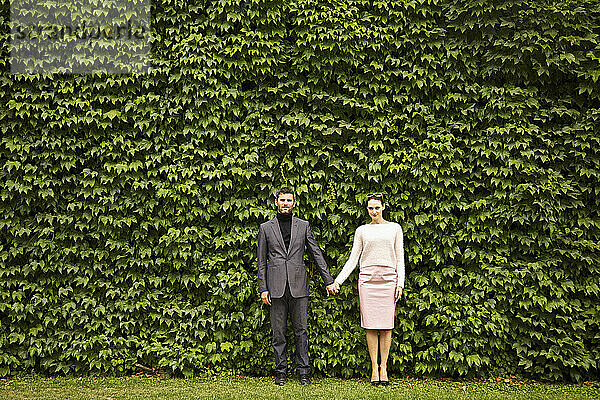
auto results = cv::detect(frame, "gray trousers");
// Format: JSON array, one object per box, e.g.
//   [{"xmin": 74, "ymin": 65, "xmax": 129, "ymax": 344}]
[{"xmin": 270, "ymin": 283, "xmax": 310, "ymax": 375}]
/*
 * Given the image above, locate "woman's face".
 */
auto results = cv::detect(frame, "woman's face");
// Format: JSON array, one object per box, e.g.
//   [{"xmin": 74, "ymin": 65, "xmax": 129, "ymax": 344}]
[{"xmin": 367, "ymin": 199, "xmax": 384, "ymax": 220}]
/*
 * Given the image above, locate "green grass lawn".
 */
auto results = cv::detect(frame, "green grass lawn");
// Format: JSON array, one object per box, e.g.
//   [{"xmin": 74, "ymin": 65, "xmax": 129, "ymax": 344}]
[{"xmin": 1, "ymin": 375, "xmax": 598, "ymax": 400}]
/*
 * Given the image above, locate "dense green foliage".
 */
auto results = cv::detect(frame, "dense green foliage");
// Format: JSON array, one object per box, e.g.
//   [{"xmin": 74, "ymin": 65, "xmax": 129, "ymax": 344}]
[{"xmin": 1, "ymin": 0, "xmax": 599, "ymax": 381}]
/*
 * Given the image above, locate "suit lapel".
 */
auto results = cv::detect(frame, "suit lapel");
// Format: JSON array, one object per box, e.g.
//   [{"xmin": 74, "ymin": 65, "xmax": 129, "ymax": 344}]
[
  {"xmin": 270, "ymin": 218, "xmax": 285, "ymax": 251},
  {"xmin": 288, "ymin": 217, "xmax": 299, "ymax": 255}
]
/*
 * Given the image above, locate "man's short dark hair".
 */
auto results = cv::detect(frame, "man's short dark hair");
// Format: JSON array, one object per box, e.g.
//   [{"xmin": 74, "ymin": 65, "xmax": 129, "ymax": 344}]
[{"xmin": 275, "ymin": 187, "xmax": 295, "ymax": 201}]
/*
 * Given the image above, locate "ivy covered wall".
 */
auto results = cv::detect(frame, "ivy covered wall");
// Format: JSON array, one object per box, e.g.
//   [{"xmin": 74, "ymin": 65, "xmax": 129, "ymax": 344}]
[{"xmin": 1, "ymin": 0, "xmax": 599, "ymax": 381}]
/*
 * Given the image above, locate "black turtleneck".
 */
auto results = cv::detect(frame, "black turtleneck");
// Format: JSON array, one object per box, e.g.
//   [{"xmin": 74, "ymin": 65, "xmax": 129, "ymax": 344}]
[{"xmin": 276, "ymin": 212, "xmax": 292, "ymax": 250}]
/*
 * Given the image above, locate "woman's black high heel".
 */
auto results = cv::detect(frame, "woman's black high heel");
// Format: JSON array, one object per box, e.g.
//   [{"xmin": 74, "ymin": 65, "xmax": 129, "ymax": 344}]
[{"xmin": 379, "ymin": 366, "xmax": 389, "ymax": 386}]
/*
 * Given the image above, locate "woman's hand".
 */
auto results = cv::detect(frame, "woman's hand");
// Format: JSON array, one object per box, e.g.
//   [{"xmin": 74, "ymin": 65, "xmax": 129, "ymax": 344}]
[{"xmin": 394, "ymin": 286, "xmax": 403, "ymax": 303}]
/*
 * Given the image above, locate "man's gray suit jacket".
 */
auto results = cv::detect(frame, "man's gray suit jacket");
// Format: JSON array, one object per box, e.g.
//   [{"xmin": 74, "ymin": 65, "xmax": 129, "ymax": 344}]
[{"xmin": 257, "ymin": 216, "xmax": 334, "ymax": 298}]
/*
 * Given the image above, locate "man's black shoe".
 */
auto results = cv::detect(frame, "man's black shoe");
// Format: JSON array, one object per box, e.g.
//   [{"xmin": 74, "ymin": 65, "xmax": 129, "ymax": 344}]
[
  {"xmin": 275, "ymin": 373, "xmax": 286, "ymax": 386},
  {"xmin": 299, "ymin": 374, "xmax": 311, "ymax": 385}
]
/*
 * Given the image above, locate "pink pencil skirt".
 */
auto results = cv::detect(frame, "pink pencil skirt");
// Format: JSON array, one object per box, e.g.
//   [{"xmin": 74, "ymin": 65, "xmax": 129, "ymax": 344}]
[{"xmin": 358, "ymin": 265, "xmax": 397, "ymax": 330}]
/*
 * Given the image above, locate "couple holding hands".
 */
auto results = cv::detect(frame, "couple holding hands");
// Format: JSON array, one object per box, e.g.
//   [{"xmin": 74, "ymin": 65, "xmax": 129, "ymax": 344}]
[{"xmin": 257, "ymin": 187, "xmax": 405, "ymax": 386}]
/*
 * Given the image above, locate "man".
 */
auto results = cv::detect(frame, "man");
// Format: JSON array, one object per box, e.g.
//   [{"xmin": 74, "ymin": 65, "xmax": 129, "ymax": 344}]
[{"xmin": 257, "ymin": 187, "xmax": 337, "ymax": 386}]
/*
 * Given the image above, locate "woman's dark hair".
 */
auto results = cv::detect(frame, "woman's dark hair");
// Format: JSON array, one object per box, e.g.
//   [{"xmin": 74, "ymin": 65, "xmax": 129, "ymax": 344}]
[
  {"xmin": 275, "ymin": 186, "xmax": 295, "ymax": 201},
  {"xmin": 366, "ymin": 192, "xmax": 385, "ymax": 207}
]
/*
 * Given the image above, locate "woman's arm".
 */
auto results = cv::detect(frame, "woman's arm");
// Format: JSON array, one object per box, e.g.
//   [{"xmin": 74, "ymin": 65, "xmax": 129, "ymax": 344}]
[
  {"xmin": 395, "ymin": 224, "xmax": 405, "ymax": 288},
  {"xmin": 334, "ymin": 227, "xmax": 363, "ymax": 285}
]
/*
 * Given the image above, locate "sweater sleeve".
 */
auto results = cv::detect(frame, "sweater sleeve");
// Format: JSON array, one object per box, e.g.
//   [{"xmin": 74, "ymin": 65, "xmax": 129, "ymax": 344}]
[
  {"xmin": 395, "ymin": 224, "xmax": 405, "ymax": 288},
  {"xmin": 334, "ymin": 227, "xmax": 363, "ymax": 285}
]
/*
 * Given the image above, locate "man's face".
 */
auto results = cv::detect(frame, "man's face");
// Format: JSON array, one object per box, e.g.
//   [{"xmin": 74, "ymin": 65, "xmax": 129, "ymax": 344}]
[{"xmin": 276, "ymin": 193, "xmax": 295, "ymax": 214}]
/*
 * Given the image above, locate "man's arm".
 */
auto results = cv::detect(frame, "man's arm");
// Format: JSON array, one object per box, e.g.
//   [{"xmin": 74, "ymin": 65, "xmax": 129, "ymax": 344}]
[
  {"xmin": 305, "ymin": 222, "xmax": 334, "ymax": 287},
  {"xmin": 257, "ymin": 224, "xmax": 270, "ymax": 304}
]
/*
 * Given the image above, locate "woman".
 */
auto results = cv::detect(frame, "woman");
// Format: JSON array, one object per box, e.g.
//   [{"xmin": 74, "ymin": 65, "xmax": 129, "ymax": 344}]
[{"xmin": 332, "ymin": 193, "xmax": 404, "ymax": 385}]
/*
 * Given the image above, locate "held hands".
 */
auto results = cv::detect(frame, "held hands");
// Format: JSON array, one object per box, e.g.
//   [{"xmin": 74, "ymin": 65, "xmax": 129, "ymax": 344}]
[
  {"xmin": 262, "ymin": 283, "xmax": 340, "ymax": 304},
  {"xmin": 394, "ymin": 286, "xmax": 403, "ymax": 303},
  {"xmin": 326, "ymin": 281, "xmax": 340, "ymax": 295}
]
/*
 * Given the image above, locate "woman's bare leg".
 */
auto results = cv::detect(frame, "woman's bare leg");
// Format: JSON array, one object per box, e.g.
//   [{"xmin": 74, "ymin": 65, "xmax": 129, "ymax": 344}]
[
  {"xmin": 378, "ymin": 330, "xmax": 392, "ymax": 381},
  {"xmin": 366, "ymin": 330, "xmax": 380, "ymax": 382}
]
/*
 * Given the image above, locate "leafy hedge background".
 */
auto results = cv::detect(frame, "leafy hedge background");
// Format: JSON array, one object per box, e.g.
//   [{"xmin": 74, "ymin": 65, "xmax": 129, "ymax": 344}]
[{"xmin": 1, "ymin": 0, "xmax": 599, "ymax": 381}]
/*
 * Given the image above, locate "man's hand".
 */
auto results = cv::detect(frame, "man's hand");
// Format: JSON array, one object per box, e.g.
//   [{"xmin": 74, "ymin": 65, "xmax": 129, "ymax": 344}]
[
  {"xmin": 261, "ymin": 290, "xmax": 271, "ymax": 306},
  {"xmin": 394, "ymin": 286, "xmax": 403, "ymax": 303}
]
